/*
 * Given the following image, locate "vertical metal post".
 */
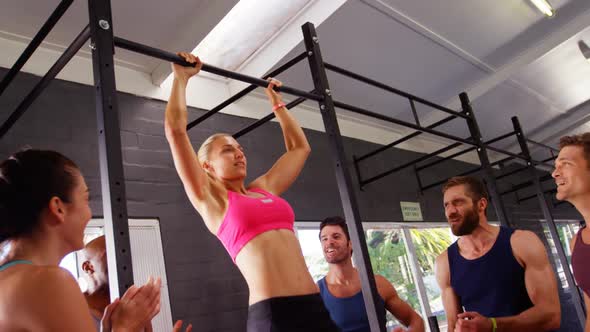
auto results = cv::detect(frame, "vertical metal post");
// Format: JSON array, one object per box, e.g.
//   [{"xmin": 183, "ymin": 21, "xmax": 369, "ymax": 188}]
[
  {"xmin": 460, "ymin": 92, "xmax": 511, "ymax": 226},
  {"xmin": 512, "ymin": 116, "xmax": 586, "ymax": 328},
  {"xmin": 402, "ymin": 228, "xmax": 436, "ymax": 331},
  {"xmin": 302, "ymin": 22, "xmax": 386, "ymax": 332},
  {"xmin": 88, "ymin": 0, "xmax": 134, "ymax": 299},
  {"xmin": 413, "ymin": 165, "xmax": 424, "ymax": 195}
]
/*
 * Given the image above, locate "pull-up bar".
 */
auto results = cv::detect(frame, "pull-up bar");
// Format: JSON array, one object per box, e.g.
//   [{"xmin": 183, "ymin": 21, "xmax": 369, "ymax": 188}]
[
  {"xmin": 354, "ymin": 114, "xmax": 457, "ymax": 163},
  {"xmin": 518, "ymin": 188, "xmax": 557, "ymax": 203},
  {"xmin": 414, "ymin": 130, "xmax": 517, "ymax": 172},
  {"xmin": 419, "ymin": 156, "xmax": 514, "ymax": 192},
  {"xmin": 526, "ymin": 138, "xmax": 560, "ymax": 153},
  {"xmin": 187, "ymin": 51, "xmax": 310, "ymax": 130},
  {"xmin": 324, "ymin": 62, "xmax": 467, "ymax": 120},
  {"xmin": 113, "ymin": 37, "xmax": 322, "ymax": 103},
  {"xmin": 499, "ymin": 174, "xmax": 553, "ymax": 196},
  {"xmin": 333, "ymin": 100, "xmax": 475, "ymax": 146},
  {"xmin": 359, "ymin": 128, "xmax": 521, "ymax": 188}
]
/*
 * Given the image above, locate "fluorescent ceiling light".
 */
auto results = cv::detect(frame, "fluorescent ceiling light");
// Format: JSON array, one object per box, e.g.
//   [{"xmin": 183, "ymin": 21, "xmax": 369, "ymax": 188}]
[{"xmin": 530, "ymin": 0, "xmax": 555, "ymax": 17}]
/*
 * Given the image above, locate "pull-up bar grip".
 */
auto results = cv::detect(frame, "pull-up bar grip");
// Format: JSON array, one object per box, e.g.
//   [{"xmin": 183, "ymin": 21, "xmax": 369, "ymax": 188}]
[
  {"xmin": 113, "ymin": 37, "xmax": 322, "ymax": 102},
  {"xmin": 0, "ymin": 0, "xmax": 74, "ymax": 97},
  {"xmin": 187, "ymin": 51, "xmax": 309, "ymax": 130}
]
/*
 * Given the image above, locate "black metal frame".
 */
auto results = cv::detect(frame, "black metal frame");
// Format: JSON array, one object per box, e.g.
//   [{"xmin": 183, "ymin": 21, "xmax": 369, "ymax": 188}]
[
  {"xmin": 0, "ymin": 0, "xmax": 74, "ymax": 97},
  {"xmin": 302, "ymin": 23, "xmax": 386, "ymax": 332},
  {"xmin": 87, "ymin": 0, "xmax": 135, "ymax": 297},
  {"xmin": 0, "ymin": 1, "xmax": 580, "ymax": 330}
]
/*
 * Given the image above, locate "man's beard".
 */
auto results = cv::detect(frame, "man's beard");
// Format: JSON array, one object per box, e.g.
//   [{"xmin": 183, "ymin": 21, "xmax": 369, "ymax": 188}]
[{"xmin": 450, "ymin": 206, "xmax": 480, "ymax": 236}]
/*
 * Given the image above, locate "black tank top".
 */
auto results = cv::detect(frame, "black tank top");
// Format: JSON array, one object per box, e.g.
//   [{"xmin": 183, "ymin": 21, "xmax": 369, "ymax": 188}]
[{"xmin": 448, "ymin": 227, "xmax": 533, "ymax": 317}]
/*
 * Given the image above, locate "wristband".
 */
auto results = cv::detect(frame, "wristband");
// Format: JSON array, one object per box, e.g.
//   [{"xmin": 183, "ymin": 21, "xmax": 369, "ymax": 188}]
[
  {"xmin": 272, "ymin": 103, "xmax": 286, "ymax": 112},
  {"xmin": 490, "ymin": 317, "xmax": 497, "ymax": 332}
]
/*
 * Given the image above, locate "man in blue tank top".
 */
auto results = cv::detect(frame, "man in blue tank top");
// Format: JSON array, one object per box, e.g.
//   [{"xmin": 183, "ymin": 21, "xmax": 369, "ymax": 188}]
[
  {"xmin": 435, "ymin": 176, "xmax": 560, "ymax": 332},
  {"xmin": 318, "ymin": 216, "xmax": 424, "ymax": 332}
]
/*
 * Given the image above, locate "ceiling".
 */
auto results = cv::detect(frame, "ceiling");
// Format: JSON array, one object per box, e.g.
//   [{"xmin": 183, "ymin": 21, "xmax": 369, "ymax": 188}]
[{"xmin": 1, "ymin": 0, "xmax": 590, "ymax": 166}]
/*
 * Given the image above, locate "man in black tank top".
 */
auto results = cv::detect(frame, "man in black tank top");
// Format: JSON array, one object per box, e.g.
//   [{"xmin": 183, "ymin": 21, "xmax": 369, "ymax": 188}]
[
  {"xmin": 435, "ymin": 176, "xmax": 560, "ymax": 332},
  {"xmin": 554, "ymin": 133, "xmax": 590, "ymax": 331}
]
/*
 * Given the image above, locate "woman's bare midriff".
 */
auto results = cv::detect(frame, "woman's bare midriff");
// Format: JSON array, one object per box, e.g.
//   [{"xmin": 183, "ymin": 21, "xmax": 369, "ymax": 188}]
[{"xmin": 235, "ymin": 228, "xmax": 319, "ymax": 305}]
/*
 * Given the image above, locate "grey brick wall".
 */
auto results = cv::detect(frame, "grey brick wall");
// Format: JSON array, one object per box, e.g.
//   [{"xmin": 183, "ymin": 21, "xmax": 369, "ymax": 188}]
[{"xmin": 0, "ymin": 68, "xmax": 582, "ymax": 331}]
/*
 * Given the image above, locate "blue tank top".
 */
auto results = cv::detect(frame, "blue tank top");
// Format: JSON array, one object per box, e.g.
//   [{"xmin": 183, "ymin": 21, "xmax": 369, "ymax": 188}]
[
  {"xmin": 318, "ymin": 277, "xmax": 386, "ymax": 332},
  {"xmin": 448, "ymin": 227, "xmax": 533, "ymax": 317}
]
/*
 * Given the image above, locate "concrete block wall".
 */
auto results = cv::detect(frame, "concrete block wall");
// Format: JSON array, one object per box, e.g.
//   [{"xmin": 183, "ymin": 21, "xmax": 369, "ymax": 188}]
[{"xmin": 0, "ymin": 68, "xmax": 581, "ymax": 331}]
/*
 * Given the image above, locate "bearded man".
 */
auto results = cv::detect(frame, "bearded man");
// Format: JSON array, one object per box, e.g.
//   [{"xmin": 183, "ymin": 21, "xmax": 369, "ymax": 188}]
[{"xmin": 435, "ymin": 176, "xmax": 560, "ymax": 332}]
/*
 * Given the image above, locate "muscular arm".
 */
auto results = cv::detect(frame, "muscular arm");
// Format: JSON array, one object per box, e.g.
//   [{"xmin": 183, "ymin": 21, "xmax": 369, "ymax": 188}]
[
  {"xmin": 435, "ymin": 250, "xmax": 462, "ymax": 331},
  {"xmin": 250, "ymin": 82, "xmax": 310, "ymax": 196},
  {"xmin": 377, "ymin": 275, "xmax": 424, "ymax": 331},
  {"xmin": 494, "ymin": 230, "xmax": 560, "ymax": 331},
  {"xmin": 165, "ymin": 76, "xmax": 213, "ymax": 210}
]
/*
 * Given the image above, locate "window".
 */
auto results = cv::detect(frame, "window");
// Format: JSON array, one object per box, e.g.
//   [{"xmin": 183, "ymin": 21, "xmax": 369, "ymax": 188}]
[
  {"xmin": 541, "ymin": 220, "xmax": 582, "ymax": 290},
  {"xmin": 296, "ymin": 222, "xmax": 453, "ymax": 332},
  {"xmin": 408, "ymin": 227, "xmax": 454, "ymax": 332}
]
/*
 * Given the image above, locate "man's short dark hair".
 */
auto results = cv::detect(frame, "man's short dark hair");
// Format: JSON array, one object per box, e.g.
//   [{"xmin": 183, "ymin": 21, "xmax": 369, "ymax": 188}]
[
  {"xmin": 319, "ymin": 216, "xmax": 350, "ymax": 241},
  {"xmin": 442, "ymin": 176, "xmax": 489, "ymax": 202},
  {"xmin": 559, "ymin": 133, "xmax": 590, "ymax": 167}
]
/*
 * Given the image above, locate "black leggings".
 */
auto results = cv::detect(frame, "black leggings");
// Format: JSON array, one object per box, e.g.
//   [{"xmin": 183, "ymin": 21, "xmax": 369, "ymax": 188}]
[{"xmin": 247, "ymin": 293, "xmax": 341, "ymax": 332}]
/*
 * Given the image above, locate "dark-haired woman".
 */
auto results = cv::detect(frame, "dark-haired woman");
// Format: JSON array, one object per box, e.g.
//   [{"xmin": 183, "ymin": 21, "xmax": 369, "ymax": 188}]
[{"xmin": 0, "ymin": 149, "xmax": 160, "ymax": 331}]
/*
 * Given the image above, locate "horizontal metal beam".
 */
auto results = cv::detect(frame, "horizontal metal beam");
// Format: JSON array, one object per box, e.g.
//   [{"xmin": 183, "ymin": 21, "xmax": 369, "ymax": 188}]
[
  {"xmin": 487, "ymin": 131, "xmax": 517, "ymax": 145},
  {"xmin": 0, "ymin": 25, "xmax": 91, "ymax": 140},
  {"xmin": 495, "ymin": 165, "xmax": 527, "ymax": 180},
  {"xmin": 361, "ymin": 141, "xmax": 465, "ymax": 187},
  {"xmin": 414, "ymin": 131, "xmax": 515, "ymax": 172},
  {"xmin": 0, "ymin": 0, "xmax": 74, "ymax": 97},
  {"xmin": 526, "ymin": 138, "xmax": 559, "ymax": 153},
  {"xmin": 420, "ymin": 166, "xmax": 483, "ymax": 191},
  {"xmin": 333, "ymin": 100, "xmax": 476, "ymax": 146},
  {"xmin": 518, "ymin": 188, "xmax": 557, "ymax": 203},
  {"xmin": 233, "ymin": 95, "xmax": 308, "ymax": 138},
  {"xmin": 113, "ymin": 37, "xmax": 322, "ymax": 102},
  {"xmin": 485, "ymin": 145, "xmax": 526, "ymax": 162},
  {"xmin": 490, "ymin": 156, "xmax": 514, "ymax": 168},
  {"xmin": 325, "ymin": 62, "xmax": 467, "ymax": 119},
  {"xmin": 186, "ymin": 51, "xmax": 309, "ymax": 130},
  {"xmin": 355, "ymin": 114, "xmax": 457, "ymax": 163},
  {"xmin": 415, "ymin": 147, "xmax": 476, "ymax": 171},
  {"xmin": 499, "ymin": 174, "xmax": 553, "ymax": 196}
]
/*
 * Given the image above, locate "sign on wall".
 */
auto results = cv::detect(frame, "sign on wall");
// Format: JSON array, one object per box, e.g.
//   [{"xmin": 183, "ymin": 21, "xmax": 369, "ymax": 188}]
[{"xmin": 400, "ymin": 201, "xmax": 423, "ymax": 221}]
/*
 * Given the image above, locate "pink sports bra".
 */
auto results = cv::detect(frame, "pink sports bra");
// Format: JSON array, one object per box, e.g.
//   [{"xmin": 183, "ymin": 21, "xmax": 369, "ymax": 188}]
[{"xmin": 216, "ymin": 188, "xmax": 295, "ymax": 262}]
